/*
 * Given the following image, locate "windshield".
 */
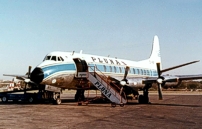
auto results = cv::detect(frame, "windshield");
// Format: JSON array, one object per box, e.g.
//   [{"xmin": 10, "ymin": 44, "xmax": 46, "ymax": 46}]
[{"xmin": 43, "ymin": 55, "xmax": 64, "ymax": 61}]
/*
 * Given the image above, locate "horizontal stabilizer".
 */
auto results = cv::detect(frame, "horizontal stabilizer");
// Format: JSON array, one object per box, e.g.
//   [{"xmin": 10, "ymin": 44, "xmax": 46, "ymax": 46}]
[
  {"xmin": 160, "ymin": 60, "xmax": 199, "ymax": 74},
  {"xmin": 3, "ymin": 74, "xmax": 28, "ymax": 80}
]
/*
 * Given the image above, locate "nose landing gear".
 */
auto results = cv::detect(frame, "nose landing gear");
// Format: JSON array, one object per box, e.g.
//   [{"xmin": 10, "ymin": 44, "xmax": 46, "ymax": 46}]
[{"xmin": 53, "ymin": 93, "xmax": 61, "ymax": 105}]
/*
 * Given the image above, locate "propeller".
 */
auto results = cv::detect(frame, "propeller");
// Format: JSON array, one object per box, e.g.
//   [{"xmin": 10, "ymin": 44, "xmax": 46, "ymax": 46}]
[
  {"xmin": 28, "ymin": 66, "xmax": 32, "ymax": 78},
  {"xmin": 25, "ymin": 66, "xmax": 32, "ymax": 83},
  {"xmin": 156, "ymin": 63, "xmax": 163, "ymax": 100},
  {"xmin": 120, "ymin": 66, "xmax": 130, "ymax": 85},
  {"xmin": 24, "ymin": 66, "xmax": 32, "ymax": 90},
  {"xmin": 119, "ymin": 66, "xmax": 130, "ymax": 102},
  {"xmin": 123, "ymin": 66, "xmax": 130, "ymax": 82}
]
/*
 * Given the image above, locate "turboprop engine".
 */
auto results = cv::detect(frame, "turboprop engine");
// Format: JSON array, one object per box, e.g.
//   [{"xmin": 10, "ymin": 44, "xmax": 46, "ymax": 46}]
[
  {"xmin": 125, "ymin": 79, "xmax": 145, "ymax": 88},
  {"xmin": 162, "ymin": 80, "xmax": 182, "ymax": 89}
]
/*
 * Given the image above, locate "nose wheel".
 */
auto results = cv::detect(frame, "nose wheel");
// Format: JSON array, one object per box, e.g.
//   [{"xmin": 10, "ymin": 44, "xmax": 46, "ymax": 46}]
[{"xmin": 53, "ymin": 93, "xmax": 61, "ymax": 105}]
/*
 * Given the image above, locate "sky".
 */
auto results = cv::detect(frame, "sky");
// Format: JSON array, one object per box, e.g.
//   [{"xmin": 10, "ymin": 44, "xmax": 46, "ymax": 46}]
[{"xmin": 0, "ymin": 0, "xmax": 202, "ymax": 80}]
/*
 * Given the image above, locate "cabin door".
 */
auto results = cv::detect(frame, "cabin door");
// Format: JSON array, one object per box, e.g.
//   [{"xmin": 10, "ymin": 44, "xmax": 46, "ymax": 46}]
[{"xmin": 73, "ymin": 58, "xmax": 88, "ymax": 77}]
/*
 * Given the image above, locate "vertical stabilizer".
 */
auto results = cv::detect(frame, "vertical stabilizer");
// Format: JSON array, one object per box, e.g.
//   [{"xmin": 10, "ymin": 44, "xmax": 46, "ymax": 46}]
[{"xmin": 149, "ymin": 35, "xmax": 161, "ymax": 64}]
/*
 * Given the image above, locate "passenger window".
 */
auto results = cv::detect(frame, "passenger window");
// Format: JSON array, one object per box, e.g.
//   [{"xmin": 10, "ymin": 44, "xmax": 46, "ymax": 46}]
[
  {"xmin": 106, "ymin": 66, "xmax": 110, "ymax": 72},
  {"xmin": 51, "ymin": 56, "xmax": 56, "ymax": 61},
  {"xmin": 154, "ymin": 70, "xmax": 157, "ymax": 76},
  {"xmin": 140, "ymin": 69, "xmax": 143, "ymax": 75},
  {"xmin": 119, "ymin": 67, "xmax": 122, "ymax": 73},
  {"xmin": 45, "ymin": 56, "xmax": 51, "ymax": 60},
  {"xmin": 116, "ymin": 67, "xmax": 119, "ymax": 73},
  {"xmin": 96, "ymin": 65, "xmax": 104, "ymax": 72},
  {"xmin": 133, "ymin": 68, "xmax": 136, "ymax": 74},
  {"xmin": 122, "ymin": 67, "xmax": 125, "ymax": 73},
  {"xmin": 137, "ymin": 69, "xmax": 139, "ymax": 75},
  {"xmin": 95, "ymin": 65, "xmax": 98, "ymax": 71},
  {"xmin": 109, "ymin": 66, "xmax": 112, "ymax": 72},
  {"xmin": 144, "ymin": 70, "xmax": 146, "ymax": 75},
  {"xmin": 147, "ymin": 70, "xmax": 149, "ymax": 75},
  {"xmin": 129, "ymin": 69, "xmax": 131, "ymax": 74},
  {"xmin": 58, "ymin": 57, "xmax": 61, "ymax": 61},
  {"xmin": 104, "ymin": 65, "xmax": 106, "ymax": 72},
  {"xmin": 100, "ymin": 65, "xmax": 104, "ymax": 72},
  {"xmin": 150, "ymin": 70, "xmax": 152, "ymax": 76}
]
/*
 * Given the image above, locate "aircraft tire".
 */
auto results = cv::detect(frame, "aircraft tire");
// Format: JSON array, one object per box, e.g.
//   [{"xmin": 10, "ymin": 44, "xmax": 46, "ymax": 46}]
[
  {"xmin": 2, "ymin": 96, "xmax": 8, "ymax": 103},
  {"xmin": 111, "ymin": 102, "xmax": 116, "ymax": 107},
  {"xmin": 120, "ymin": 103, "xmax": 125, "ymax": 107},
  {"xmin": 77, "ymin": 102, "xmax": 82, "ymax": 106},
  {"xmin": 28, "ymin": 97, "xmax": 34, "ymax": 103},
  {"xmin": 75, "ymin": 94, "xmax": 79, "ymax": 102},
  {"xmin": 53, "ymin": 98, "xmax": 61, "ymax": 105},
  {"xmin": 138, "ymin": 95, "xmax": 149, "ymax": 104}
]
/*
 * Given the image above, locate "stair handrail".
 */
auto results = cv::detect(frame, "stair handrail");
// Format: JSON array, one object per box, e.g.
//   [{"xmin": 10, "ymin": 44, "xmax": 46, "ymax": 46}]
[
  {"xmin": 88, "ymin": 66, "xmax": 126, "ymax": 102},
  {"xmin": 88, "ymin": 66, "xmax": 121, "ymax": 90}
]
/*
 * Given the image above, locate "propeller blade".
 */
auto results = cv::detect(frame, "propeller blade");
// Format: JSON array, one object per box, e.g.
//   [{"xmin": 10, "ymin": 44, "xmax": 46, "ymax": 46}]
[
  {"xmin": 28, "ymin": 66, "xmax": 32, "ymax": 78},
  {"xmin": 123, "ymin": 66, "xmax": 130, "ymax": 80},
  {"xmin": 157, "ymin": 83, "xmax": 163, "ymax": 100},
  {"xmin": 156, "ymin": 63, "xmax": 163, "ymax": 100},
  {"xmin": 156, "ymin": 63, "xmax": 161, "ymax": 77}
]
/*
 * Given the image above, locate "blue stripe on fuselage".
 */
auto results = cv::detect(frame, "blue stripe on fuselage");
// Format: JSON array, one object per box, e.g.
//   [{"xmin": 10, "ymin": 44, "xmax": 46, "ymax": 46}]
[{"xmin": 42, "ymin": 64, "xmax": 76, "ymax": 78}]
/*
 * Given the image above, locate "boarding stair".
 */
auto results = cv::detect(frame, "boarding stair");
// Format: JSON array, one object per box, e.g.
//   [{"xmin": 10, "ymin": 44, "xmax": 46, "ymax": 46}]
[{"xmin": 77, "ymin": 66, "xmax": 127, "ymax": 106}]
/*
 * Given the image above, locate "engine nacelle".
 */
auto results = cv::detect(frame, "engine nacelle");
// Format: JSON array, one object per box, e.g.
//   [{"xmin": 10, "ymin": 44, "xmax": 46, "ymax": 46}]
[
  {"xmin": 162, "ymin": 80, "xmax": 182, "ymax": 89},
  {"xmin": 127, "ymin": 79, "xmax": 145, "ymax": 88},
  {"xmin": 120, "ymin": 81, "xmax": 126, "ymax": 86}
]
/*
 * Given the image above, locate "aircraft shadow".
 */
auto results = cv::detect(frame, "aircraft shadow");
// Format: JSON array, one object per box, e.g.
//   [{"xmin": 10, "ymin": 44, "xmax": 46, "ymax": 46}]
[
  {"xmin": 0, "ymin": 99, "xmax": 200, "ymax": 108},
  {"xmin": 147, "ymin": 103, "xmax": 201, "ymax": 107}
]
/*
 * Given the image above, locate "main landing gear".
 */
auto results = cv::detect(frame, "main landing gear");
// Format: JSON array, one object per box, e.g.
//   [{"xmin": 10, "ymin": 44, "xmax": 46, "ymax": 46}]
[
  {"xmin": 75, "ymin": 89, "xmax": 85, "ymax": 105},
  {"xmin": 138, "ymin": 84, "xmax": 152, "ymax": 104}
]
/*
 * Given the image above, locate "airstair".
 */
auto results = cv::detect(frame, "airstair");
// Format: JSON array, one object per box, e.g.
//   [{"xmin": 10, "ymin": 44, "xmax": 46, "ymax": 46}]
[{"xmin": 77, "ymin": 66, "xmax": 127, "ymax": 106}]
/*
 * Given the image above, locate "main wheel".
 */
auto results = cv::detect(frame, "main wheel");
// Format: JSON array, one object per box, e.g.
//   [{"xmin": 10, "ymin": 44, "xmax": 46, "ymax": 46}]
[
  {"xmin": 2, "ymin": 96, "xmax": 8, "ymax": 103},
  {"xmin": 56, "ymin": 98, "xmax": 61, "ymax": 105},
  {"xmin": 53, "ymin": 98, "xmax": 61, "ymax": 105},
  {"xmin": 120, "ymin": 103, "xmax": 125, "ymax": 107},
  {"xmin": 77, "ymin": 102, "xmax": 82, "ymax": 106},
  {"xmin": 138, "ymin": 95, "xmax": 149, "ymax": 104},
  {"xmin": 111, "ymin": 102, "xmax": 116, "ymax": 107},
  {"xmin": 28, "ymin": 97, "xmax": 34, "ymax": 103},
  {"xmin": 75, "ymin": 93, "xmax": 79, "ymax": 102}
]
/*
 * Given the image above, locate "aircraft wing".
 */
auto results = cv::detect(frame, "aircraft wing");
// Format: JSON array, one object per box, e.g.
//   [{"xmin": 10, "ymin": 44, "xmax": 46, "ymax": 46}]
[
  {"xmin": 143, "ymin": 74, "xmax": 202, "ymax": 84},
  {"xmin": 168, "ymin": 74, "xmax": 202, "ymax": 80},
  {"xmin": 162, "ymin": 74, "xmax": 202, "ymax": 81},
  {"xmin": 3, "ymin": 74, "xmax": 28, "ymax": 80},
  {"xmin": 107, "ymin": 74, "xmax": 202, "ymax": 85}
]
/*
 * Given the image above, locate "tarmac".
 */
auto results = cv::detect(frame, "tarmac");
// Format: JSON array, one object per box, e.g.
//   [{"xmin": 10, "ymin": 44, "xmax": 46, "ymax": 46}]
[{"xmin": 0, "ymin": 91, "xmax": 202, "ymax": 129}]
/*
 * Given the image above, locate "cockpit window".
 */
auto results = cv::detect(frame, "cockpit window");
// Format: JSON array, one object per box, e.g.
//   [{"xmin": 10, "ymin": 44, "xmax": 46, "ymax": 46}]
[
  {"xmin": 60, "ymin": 56, "xmax": 64, "ymax": 61},
  {"xmin": 44, "ymin": 56, "xmax": 51, "ymax": 61},
  {"xmin": 43, "ymin": 55, "xmax": 64, "ymax": 62},
  {"xmin": 51, "ymin": 56, "xmax": 56, "ymax": 61}
]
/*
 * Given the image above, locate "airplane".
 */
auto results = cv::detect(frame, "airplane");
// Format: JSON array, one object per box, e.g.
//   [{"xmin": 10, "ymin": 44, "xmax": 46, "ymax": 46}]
[{"xmin": 4, "ymin": 35, "xmax": 202, "ymax": 105}]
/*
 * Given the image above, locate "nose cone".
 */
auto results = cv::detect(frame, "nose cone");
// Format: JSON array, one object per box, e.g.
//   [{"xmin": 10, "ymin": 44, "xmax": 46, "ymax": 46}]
[{"xmin": 30, "ymin": 67, "xmax": 44, "ymax": 84}]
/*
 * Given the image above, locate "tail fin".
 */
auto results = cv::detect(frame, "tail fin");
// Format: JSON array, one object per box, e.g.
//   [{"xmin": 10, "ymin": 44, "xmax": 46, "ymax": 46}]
[{"xmin": 149, "ymin": 35, "xmax": 161, "ymax": 64}]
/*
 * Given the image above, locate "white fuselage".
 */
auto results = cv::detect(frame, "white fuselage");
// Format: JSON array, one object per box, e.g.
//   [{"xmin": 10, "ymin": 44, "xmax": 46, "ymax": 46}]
[{"xmin": 35, "ymin": 51, "xmax": 159, "ymax": 89}]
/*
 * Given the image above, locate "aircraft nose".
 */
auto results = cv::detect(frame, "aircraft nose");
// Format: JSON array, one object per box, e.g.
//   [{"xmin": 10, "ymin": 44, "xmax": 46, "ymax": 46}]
[{"xmin": 30, "ymin": 67, "xmax": 44, "ymax": 84}]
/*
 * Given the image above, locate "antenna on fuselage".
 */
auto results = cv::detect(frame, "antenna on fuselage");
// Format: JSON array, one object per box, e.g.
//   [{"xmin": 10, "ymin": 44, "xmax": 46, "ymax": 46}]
[
  {"xmin": 80, "ymin": 50, "xmax": 83, "ymax": 54},
  {"xmin": 72, "ymin": 51, "xmax": 75, "ymax": 55}
]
